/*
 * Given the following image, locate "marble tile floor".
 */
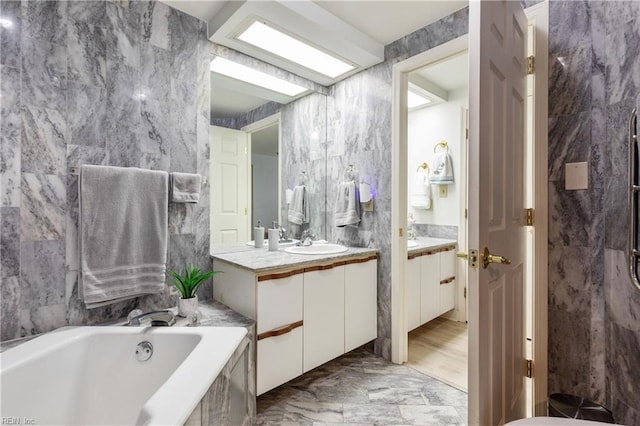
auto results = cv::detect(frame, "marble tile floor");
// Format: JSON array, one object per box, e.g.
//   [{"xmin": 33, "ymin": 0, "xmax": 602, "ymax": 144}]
[{"xmin": 256, "ymin": 347, "xmax": 468, "ymax": 425}]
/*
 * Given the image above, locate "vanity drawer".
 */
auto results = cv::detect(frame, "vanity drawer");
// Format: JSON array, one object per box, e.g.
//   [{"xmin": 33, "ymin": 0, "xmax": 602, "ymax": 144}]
[
  {"xmin": 440, "ymin": 246, "xmax": 456, "ymax": 281},
  {"xmin": 257, "ymin": 325, "xmax": 303, "ymax": 395},
  {"xmin": 257, "ymin": 273, "xmax": 303, "ymax": 334}
]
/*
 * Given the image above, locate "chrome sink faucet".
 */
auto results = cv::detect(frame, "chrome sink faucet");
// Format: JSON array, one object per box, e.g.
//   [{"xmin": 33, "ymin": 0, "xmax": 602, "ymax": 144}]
[
  {"xmin": 126, "ymin": 310, "xmax": 176, "ymax": 327},
  {"xmin": 279, "ymin": 225, "xmax": 288, "ymax": 241},
  {"xmin": 297, "ymin": 229, "xmax": 315, "ymax": 246}
]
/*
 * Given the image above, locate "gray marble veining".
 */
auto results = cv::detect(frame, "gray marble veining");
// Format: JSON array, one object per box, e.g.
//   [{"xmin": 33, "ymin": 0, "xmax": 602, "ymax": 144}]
[
  {"xmin": 1, "ymin": 207, "xmax": 20, "ymax": 277},
  {"xmin": 22, "ymin": 0, "xmax": 68, "ymax": 46},
  {"xmin": 548, "ymin": 2, "xmax": 640, "ymax": 423},
  {"xmin": 1, "ymin": 0, "xmax": 211, "ymax": 341},
  {"xmin": 20, "ymin": 104, "xmax": 67, "ymax": 174},
  {"xmin": 19, "ymin": 240, "xmax": 65, "ymax": 310},
  {"xmin": 257, "ymin": 347, "xmax": 467, "ymax": 425},
  {"xmin": 1, "ymin": 125, "xmax": 21, "ymax": 207},
  {"xmin": 67, "ymin": 20, "xmax": 106, "ymax": 88},
  {"xmin": 0, "ymin": 1, "xmax": 22, "ymax": 69},
  {"xmin": 20, "ymin": 173, "xmax": 66, "ymax": 241},
  {"xmin": 1, "ymin": 64, "xmax": 21, "ymax": 133},
  {"xmin": 67, "ymin": 82, "xmax": 107, "ymax": 147},
  {"xmin": 21, "ymin": 36, "xmax": 67, "ymax": 112}
]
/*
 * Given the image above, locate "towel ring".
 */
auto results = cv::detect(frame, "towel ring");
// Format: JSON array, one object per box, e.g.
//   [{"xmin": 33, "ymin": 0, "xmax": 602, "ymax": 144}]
[
  {"xmin": 433, "ymin": 140, "xmax": 448, "ymax": 153},
  {"xmin": 416, "ymin": 162, "xmax": 430, "ymax": 173}
]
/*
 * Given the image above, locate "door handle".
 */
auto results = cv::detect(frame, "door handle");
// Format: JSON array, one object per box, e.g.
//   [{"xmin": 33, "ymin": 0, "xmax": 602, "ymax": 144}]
[{"xmin": 481, "ymin": 247, "xmax": 511, "ymax": 269}]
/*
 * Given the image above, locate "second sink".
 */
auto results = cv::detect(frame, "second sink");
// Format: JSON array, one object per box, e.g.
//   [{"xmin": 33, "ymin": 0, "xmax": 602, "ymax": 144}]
[{"xmin": 284, "ymin": 243, "xmax": 348, "ymax": 255}]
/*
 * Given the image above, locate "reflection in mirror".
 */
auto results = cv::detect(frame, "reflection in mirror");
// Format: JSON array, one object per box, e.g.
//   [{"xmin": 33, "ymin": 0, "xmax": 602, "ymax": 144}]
[
  {"xmin": 249, "ymin": 122, "xmax": 279, "ymax": 230},
  {"xmin": 209, "ymin": 57, "xmax": 327, "ymax": 244}
]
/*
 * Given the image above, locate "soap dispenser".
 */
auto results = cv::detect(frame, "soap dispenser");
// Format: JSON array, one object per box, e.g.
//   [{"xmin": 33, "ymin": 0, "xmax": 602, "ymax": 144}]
[
  {"xmin": 268, "ymin": 221, "xmax": 279, "ymax": 251},
  {"xmin": 254, "ymin": 220, "xmax": 264, "ymax": 248}
]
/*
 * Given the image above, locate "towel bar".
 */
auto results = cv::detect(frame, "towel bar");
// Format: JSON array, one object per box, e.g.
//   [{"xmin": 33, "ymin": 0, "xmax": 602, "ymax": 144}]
[
  {"xmin": 69, "ymin": 166, "xmax": 208, "ymax": 187},
  {"xmin": 628, "ymin": 107, "xmax": 639, "ymax": 290}
]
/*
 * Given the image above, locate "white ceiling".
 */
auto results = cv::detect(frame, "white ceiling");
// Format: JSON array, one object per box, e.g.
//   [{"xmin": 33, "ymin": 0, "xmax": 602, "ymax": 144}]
[
  {"xmin": 162, "ymin": 0, "xmax": 469, "ymax": 118},
  {"xmin": 314, "ymin": 1, "xmax": 467, "ymax": 45},
  {"xmin": 414, "ymin": 51, "xmax": 469, "ymax": 92}
]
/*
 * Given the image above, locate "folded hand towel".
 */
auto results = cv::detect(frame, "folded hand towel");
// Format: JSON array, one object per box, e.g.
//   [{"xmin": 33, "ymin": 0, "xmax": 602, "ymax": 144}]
[
  {"xmin": 411, "ymin": 171, "xmax": 431, "ymax": 209},
  {"xmin": 79, "ymin": 165, "xmax": 169, "ymax": 308},
  {"xmin": 288, "ymin": 185, "xmax": 310, "ymax": 225},
  {"xmin": 170, "ymin": 172, "xmax": 201, "ymax": 203},
  {"xmin": 335, "ymin": 181, "xmax": 361, "ymax": 227},
  {"xmin": 431, "ymin": 147, "xmax": 454, "ymax": 184}
]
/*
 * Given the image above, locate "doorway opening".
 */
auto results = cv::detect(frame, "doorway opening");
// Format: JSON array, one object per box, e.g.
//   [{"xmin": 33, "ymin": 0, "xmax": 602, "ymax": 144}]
[
  {"xmin": 391, "ymin": 1, "xmax": 548, "ymax": 421},
  {"xmin": 404, "ymin": 49, "xmax": 469, "ymax": 393},
  {"xmin": 247, "ymin": 121, "xmax": 280, "ymax": 232}
]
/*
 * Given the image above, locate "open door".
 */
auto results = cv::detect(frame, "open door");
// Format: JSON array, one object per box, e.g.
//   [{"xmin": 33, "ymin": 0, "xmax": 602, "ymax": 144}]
[
  {"xmin": 210, "ymin": 125, "xmax": 249, "ymax": 244},
  {"xmin": 468, "ymin": 1, "xmax": 528, "ymax": 424}
]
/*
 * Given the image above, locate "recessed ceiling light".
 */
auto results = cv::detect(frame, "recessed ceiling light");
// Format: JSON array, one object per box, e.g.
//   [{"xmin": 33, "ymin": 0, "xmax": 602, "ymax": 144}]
[
  {"xmin": 407, "ymin": 90, "xmax": 432, "ymax": 109},
  {"xmin": 210, "ymin": 57, "xmax": 308, "ymax": 97},
  {"xmin": 237, "ymin": 21, "xmax": 355, "ymax": 79}
]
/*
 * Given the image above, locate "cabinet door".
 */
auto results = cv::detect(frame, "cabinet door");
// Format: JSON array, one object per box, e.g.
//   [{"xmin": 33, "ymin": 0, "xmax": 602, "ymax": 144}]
[
  {"xmin": 345, "ymin": 259, "xmax": 378, "ymax": 352},
  {"xmin": 440, "ymin": 247, "xmax": 456, "ymax": 281},
  {"xmin": 420, "ymin": 252, "xmax": 441, "ymax": 324},
  {"xmin": 439, "ymin": 248, "xmax": 456, "ymax": 314},
  {"xmin": 257, "ymin": 326, "xmax": 303, "ymax": 395},
  {"xmin": 406, "ymin": 257, "xmax": 422, "ymax": 331},
  {"xmin": 303, "ymin": 266, "xmax": 345, "ymax": 372},
  {"xmin": 257, "ymin": 273, "xmax": 303, "ymax": 334}
]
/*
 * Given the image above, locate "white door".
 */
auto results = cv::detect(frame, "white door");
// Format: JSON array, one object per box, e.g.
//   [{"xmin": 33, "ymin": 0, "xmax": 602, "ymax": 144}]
[
  {"xmin": 468, "ymin": 1, "xmax": 528, "ymax": 425},
  {"xmin": 210, "ymin": 126, "xmax": 249, "ymax": 244}
]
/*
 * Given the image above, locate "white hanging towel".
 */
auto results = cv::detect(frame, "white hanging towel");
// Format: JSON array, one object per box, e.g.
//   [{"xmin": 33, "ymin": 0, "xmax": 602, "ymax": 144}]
[
  {"xmin": 334, "ymin": 181, "xmax": 361, "ymax": 227},
  {"xmin": 431, "ymin": 145, "xmax": 454, "ymax": 184},
  {"xmin": 410, "ymin": 171, "xmax": 431, "ymax": 209}
]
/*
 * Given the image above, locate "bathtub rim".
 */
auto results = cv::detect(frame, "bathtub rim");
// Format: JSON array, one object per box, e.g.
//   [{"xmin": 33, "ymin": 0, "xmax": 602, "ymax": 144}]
[{"xmin": 0, "ymin": 325, "xmax": 248, "ymax": 426}]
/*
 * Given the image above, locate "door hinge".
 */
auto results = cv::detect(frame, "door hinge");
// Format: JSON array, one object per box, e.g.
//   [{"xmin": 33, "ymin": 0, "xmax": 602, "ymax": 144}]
[
  {"xmin": 465, "ymin": 209, "xmax": 468, "ymax": 219},
  {"xmin": 244, "ymin": 207, "xmax": 247, "ymax": 216},
  {"xmin": 399, "ymin": 228, "xmax": 404, "ymax": 237},
  {"xmin": 463, "ymin": 287, "xmax": 467, "ymax": 299},
  {"xmin": 465, "ymin": 128, "xmax": 469, "ymax": 140},
  {"xmin": 527, "ymin": 56, "xmax": 535, "ymax": 75},
  {"xmin": 526, "ymin": 208, "xmax": 534, "ymax": 226},
  {"xmin": 244, "ymin": 146, "xmax": 248, "ymax": 155},
  {"xmin": 525, "ymin": 359, "xmax": 533, "ymax": 378}
]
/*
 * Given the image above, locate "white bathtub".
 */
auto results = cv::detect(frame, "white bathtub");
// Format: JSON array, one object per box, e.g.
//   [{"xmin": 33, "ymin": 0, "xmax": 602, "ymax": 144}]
[{"xmin": 0, "ymin": 326, "xmax": 247, "ymax": 425}]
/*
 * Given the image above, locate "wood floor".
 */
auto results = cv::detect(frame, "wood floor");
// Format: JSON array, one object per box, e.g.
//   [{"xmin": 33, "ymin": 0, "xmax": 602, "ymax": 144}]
[{"xmin": 408, "ymin": 317, "xmax": 468, "ymax": 392}]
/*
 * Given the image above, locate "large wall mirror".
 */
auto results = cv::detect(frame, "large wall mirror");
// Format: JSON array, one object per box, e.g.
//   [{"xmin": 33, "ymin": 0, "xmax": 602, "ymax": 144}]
[{"xmin": 209, "ymin": 54, "xmax": 328, "ymax": 246}]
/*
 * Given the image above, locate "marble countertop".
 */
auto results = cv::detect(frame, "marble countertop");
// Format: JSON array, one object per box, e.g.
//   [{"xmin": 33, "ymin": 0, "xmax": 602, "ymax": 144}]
[
  {"xmin": 407, "ymin": 237, "xmax": 457, "ymax": 255},
  {"xmin": 0, "ymin": 300, "xmax": 254, "ymax": 353},
  {"xmin": 211, "ymin": 245, "xmax": 379, "ymax": 273}
]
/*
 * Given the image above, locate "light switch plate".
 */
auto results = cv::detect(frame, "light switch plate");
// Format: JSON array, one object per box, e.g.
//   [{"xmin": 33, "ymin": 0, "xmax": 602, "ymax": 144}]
[{"xmin": 565, "ymin": 162, "xmax": 588, "ymax": 190}]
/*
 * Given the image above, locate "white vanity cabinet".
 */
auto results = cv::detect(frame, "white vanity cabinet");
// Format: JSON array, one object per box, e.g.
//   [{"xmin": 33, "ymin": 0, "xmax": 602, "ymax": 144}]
[
  {"xmin": 344, "ymin": 258, "xmax": 378, "ymax": 352},
  {"xmin": 439, "ymin": 247, "xmax": 456, "ymax": 314},
  {"xmin": 406, "ymin": 244, "xmax": 457, "ymax": 331},
  {"xmin": 256, "ymin": 272, "xmax": 304, "ymax": 395},
  {"xmin": 303, "ymin": 265, "xmax": 345, "ymax": 373},
  {"xmin": 212, "ymin": 253, "xmax": 378, "ymax": 395}
]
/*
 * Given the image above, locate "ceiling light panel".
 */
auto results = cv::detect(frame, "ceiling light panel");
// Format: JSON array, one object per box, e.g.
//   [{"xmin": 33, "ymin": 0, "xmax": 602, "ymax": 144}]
[
  {"xmin": 237, "ymin": 21, "xmax": 354, "ymax": 79},
  {"xmin": 210, "ymin": 57, "xmax": 308, "ymax": 97}
]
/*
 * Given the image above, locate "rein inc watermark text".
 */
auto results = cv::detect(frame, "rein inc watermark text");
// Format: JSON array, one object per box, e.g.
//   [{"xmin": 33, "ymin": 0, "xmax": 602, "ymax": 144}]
[{"xmin": 1, "ymin": 418, "xmax": 35, "ymax": 425}]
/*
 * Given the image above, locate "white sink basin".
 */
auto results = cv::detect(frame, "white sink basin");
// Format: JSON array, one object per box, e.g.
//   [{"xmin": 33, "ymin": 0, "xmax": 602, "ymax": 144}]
[
  {"xmin": 284, "ymin": 244, "xmax": 349, "ymax": 255},
  {"xmin": 246, "ymin": 239, "xmax": 298, "ymax": 247},
  {"xmin": 407, "ymin": 240, "xmax": 419, "ymax": 248}
]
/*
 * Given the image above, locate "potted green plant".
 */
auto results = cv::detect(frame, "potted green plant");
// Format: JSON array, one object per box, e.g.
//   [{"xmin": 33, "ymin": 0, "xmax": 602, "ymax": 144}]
[{"xmin": 169, "ymin": 265, "xmax": 221, "ymax": 317}]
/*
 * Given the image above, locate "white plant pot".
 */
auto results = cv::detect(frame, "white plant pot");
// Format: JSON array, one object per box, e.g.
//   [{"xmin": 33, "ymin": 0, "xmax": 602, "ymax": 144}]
[{"xmin": 177, "ymin": 296, "xmax": 198, "ymax": 318}]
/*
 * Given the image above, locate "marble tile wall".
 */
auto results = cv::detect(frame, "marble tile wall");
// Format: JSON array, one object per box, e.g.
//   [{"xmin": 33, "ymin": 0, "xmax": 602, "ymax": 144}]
[
  {"xmin": 321, "ymin": 8, "xmax": 469, "ymax": 359},
  {"xmin": 0, "ymin": 0, "xmax": 211, "ymax": 341},
  {"xmin": 547, "ymin": 1, "xmax": 640, "ymax": 424}
]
